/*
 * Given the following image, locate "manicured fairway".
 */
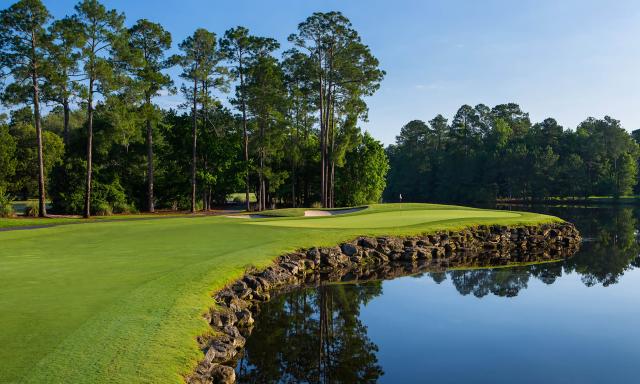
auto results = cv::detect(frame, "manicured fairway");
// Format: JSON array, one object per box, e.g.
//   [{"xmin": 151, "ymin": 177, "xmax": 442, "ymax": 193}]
[
  {"xmin": 252, "ymin": 209, "xmax": 520, "ymax": 228},
  {"xmin": 0, "ymin": 204, "xmax": 560, "ymax": 384}
]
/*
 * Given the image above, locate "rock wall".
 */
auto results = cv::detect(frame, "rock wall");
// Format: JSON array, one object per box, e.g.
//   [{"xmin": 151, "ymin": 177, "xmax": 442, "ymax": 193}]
[{"xmin": 188, "ymin": 222, "xmax": 581, "ymax": 384}]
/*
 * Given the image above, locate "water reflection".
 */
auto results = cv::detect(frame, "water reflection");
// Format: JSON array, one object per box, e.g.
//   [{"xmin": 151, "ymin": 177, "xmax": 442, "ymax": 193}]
[
  {"xmin": 236, "ymin": 284, "xmax": 384, "ymax": 383},
  {"xmin": 515, "ymin": 206, "xmax": 640, "ymax": 287},
  {"xmin": 236, "ymin": 206, "xmax": 640, "ymax": 383}
]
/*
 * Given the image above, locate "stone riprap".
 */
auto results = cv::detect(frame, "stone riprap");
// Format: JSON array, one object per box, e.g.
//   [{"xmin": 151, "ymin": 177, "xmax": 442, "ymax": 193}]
[{"xmin": 188, "ymin": 222, "xmax": 581, "ymax": 384}]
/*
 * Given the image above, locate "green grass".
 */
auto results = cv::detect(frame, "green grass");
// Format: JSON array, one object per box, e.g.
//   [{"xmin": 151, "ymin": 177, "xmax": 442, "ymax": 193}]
[
  {"xmin": 0, "ymin": 213, "xmax": 189, "ymax": 229},
  {"xmin": 0, "ymin": 203, "xmax": 561, "ymax": 383}
]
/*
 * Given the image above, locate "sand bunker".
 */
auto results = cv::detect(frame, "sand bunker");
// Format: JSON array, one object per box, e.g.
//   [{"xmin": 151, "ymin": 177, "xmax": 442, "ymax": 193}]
[
  {"xmin": 303, "ymin": 207, "xmax": 365, "ymax": 216},
  {"xmin": 225, "ymin": 207, "xmax": 366, "ymax": 219}
]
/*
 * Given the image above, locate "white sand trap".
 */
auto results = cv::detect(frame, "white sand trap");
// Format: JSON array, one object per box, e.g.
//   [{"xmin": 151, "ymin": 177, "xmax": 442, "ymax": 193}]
[{"xmin": 304, "ymin": 207, "xmax": 365, "ymax": 217}]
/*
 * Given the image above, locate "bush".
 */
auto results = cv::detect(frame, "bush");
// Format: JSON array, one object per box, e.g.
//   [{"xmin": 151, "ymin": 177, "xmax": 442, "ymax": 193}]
[
  {"xmin": 0, "ymin": 189, "xmax": 14, "ymax": 218},
  {"xmin": 112, "ymin": 201, "xmax": 138, "ymax": 214},
  {"xmin": 24, "ymin": 201, "xmax": 39, "ymax": 217},
  {"xmin": 50, "ymin": 159, "xmax": 136, "ymax": 216},
  {"xmin": 93, "ymin": 201, "xmax": 113, "ymax": 216}
]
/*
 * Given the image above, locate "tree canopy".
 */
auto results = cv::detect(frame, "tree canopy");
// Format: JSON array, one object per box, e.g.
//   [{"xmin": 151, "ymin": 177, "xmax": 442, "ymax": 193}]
[
  {"xmin": 0, "ymin": 3, "xmax": 387, "ymax": 216},
  {"xmin": 385, "ymin": 104, "xmax": 640, "ymax": 203}
]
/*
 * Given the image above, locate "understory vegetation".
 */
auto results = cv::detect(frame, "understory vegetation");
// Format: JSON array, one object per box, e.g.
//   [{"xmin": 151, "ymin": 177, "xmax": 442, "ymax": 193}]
[{"xmin": 0, "ymin": 1, "xmax": 387, "ymax": 218}]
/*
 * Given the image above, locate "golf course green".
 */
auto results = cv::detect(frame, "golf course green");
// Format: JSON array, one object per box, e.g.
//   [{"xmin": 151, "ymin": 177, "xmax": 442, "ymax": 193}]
[{"xmin": 0, "ymin": 204, "xmax": 561, "ymax": 383}]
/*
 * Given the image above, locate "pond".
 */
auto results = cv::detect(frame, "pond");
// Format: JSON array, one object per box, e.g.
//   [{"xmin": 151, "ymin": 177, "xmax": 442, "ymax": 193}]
[{"xmin": 234, "ymin": 206, "xmax": 640, "ymax": 383}]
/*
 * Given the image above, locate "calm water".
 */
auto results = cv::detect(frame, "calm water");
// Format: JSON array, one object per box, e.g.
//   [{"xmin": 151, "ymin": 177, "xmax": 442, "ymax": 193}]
[{"xmin": 235, "ymin": 206, "xmax": 640, "ymax": 383}]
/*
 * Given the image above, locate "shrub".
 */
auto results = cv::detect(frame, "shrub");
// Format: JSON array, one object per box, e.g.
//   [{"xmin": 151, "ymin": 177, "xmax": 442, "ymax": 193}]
[
  {"xmin": 0, "ymin": 188, "xmax": 14, "ymax": 218},
  {"xmin": 24, "ymin": 201, "xmax": 39, "ymax": 217},
  {"xmin": 93, "ymin": 201, "xmax": 113, "ymax": 216},
  {"xmin": 112, "ymin": 201, "xmax": 138, "ymax": 214}
]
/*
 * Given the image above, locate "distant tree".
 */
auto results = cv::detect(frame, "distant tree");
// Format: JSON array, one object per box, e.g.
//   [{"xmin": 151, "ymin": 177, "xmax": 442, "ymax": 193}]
[
  {"xmin": 221, "ymin": 26, "xmax": 278, "ymax": 211},
  {"xmin": 576, "ymin": 116, "xmax": 639, "ymax": 197},
  {"xmin": 127, "ymin": 19, "xmax": 173, "ymax": 212},
  {"xmin": 0, "ymin": 123, "xmax": 17, "ymax": 191},
  {"xmin": 385, "ymin": 103, "xmax": 640, "ymax": 203},
  {"xmin": 175, "ymin": 28, "xmax": 225, "ymax": 212},
  {"xmin": 73, "ymin": 0, "xmax": 126, "ymax": 218},
  {"xmin": 8, "ymin": 110, "xmax": 64, "ymax": 200},
  {"xmin": 46, "ymin": 16, "xmax": 83, "ymax": 145},
  {"xmin": 449, "ymin": 104, "xmax": 481, "ymax": 156},
  {"xmin": 282, "ymin": 50, "xmax": 317, "ymax": 207},
  {"xmin": 245, "ymin": 54, "xmax": 287, "ymax": 210},
  {"xmin": 288, "ymin": 11, "xmax": 384, "ymax": 207},
  {"xmin": 0, "ymin": 0, "xmax": 52, "ymax": 216},
  {"xmin": 336, "ymin": 132, "xmax": 388, "ymax": 206},
  {"xmin": 384, "ymin": 120, "xmax": 430, "ymax": 202},
  {"xmin": 491, "ymin": 103, "xmax": 531, "ymax": 138},
  {"xmin": 429, "ymin": 114, "xmax": 448, "ymax": 151}
]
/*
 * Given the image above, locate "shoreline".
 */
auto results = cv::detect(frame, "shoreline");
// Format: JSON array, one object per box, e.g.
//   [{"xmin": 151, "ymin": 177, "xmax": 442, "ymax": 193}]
[{"xmin": 189, "ymin": 222, "xmax": 581, "ymax": 383}]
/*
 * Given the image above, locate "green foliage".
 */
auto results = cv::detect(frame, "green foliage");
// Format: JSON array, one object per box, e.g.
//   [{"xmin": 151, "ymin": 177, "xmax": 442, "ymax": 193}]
[
  {"xmin": 23, "ymin": 200, "xmax": 39, "ymax": 217},
  {"xmin": 0, "ymin": 124, "xmax": 17, "ymax": 190},
  {"xmin": 336, "ymin": 132, "xmax": 389, "ymax": 206},
  {"xmin": 48, "ymin": 153, "xmax": 133, "ymax": 216},
  {"xmin": 1, "ymin": 5, "xmax": 388, "ymax": 213},
  {"xmin": 6, "ymin": 119, "xmax": 64, "ymax": 199},
  {"xmin": 0, "ymin": 0, "xmax": 51, "ymax": 107},
  {"xmin": 386, "ymin": 104, "xmax": 640, "ymax": 203},
  {"xmin": 288, "ymin": 11, "xmax": 385, "ymax": 208},
  {"xmin": 0, "ymin": 187, "xmax": 14, "ymax": 218}
]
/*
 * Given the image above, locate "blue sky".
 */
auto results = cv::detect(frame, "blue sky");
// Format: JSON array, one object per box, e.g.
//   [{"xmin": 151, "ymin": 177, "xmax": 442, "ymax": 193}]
[{"xmin": 11, "ymin": 0, "xmax": 640, "ymax": 144}]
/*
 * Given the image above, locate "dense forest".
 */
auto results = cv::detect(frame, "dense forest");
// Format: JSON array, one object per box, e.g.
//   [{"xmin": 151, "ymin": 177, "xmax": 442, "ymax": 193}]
[
  {"xmin": 2, "ymin": 1, "xmax": 639, "ymax": 219},
  {"xmin": 385, "ymin": 103, "xmax": 640, "ymax": 203},
  {"xmin": 0, "ymin": 0, "xmax": 388, "ymax": 217}
]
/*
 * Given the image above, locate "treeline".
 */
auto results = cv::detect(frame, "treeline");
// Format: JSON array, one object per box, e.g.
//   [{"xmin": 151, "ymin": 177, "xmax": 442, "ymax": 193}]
[
  {"xmin": 0, "ymin": 0, "xmax": 388, "ymax": 217},
  {"xmin": 385, "ymin": 103, "xmax": 640, "ymax": 203}
]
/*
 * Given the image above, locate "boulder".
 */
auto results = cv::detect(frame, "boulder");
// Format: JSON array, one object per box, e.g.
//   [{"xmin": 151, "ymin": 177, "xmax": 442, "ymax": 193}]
[
  {"xmin": 210, "ymin": 364, "xmax": 235, "ymax": 384},
  {"xmin": 358, "ymin": 237, "xmax": 378, "ymax": 249},
  {"xmin": 340, "ymin": 243, "xmax": 358, "ymax": 257}
]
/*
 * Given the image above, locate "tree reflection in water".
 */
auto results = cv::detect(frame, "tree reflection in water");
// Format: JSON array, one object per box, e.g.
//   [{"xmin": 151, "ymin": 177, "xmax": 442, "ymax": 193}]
[
  {"xmin": 236, "ymin": 283, "xmax": 384, "ymax": 383},
  {"xmin": 236, "ymin": 206, "xmax": 640, "ymax": 382}
]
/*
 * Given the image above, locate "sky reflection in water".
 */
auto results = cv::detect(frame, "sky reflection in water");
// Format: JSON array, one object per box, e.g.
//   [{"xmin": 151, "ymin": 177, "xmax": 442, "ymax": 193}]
[{"xmin": 236, "ymin": 206, "xmax": 640, "ymax": 383}]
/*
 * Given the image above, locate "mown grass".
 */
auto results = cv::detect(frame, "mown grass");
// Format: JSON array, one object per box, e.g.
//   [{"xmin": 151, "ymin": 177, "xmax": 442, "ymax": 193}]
[
  {"xmin": 0, "ymin": 213, "xmax": 190, "ymax": 229},
  {"xmin": 251, "ymin": 205, "xmax": 367, "ymax": 217},
  {"xmin": 0, "ymin": 203, "xmax": 561, "ymax": 383}
]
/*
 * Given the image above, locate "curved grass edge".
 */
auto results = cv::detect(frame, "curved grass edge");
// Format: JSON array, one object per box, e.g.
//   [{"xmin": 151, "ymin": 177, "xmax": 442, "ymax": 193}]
[
  {"xmin": 189, "ymin": 219, "xmax": 580, "ymax": 383},
  {"xmin": 3, "ymin": 204, "xmax": 565, "ymax": 383}
]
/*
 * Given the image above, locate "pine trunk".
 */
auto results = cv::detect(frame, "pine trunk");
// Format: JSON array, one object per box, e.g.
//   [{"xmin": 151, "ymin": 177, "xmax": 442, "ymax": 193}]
[
  {"xmin": 84, "ymin": 78, "xmax": 94, "ymax": 219},
  {"xmin": 146, "ymin": 95, "xmax": 154, "ymax": 213},
  {"xmin": 191, "ymin": 78, "xmax": 198, "ymax": 213},
  {"xmin": 239, "ymin": 56, "xmax": 250, "ymax": 212},
  {"xmin": 31, "ymin": 38, "xmax": 46, "ymax": 217},
  {"xmin": 63, "ymin": 97, "xmax": 70, "ymax": 146}
]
